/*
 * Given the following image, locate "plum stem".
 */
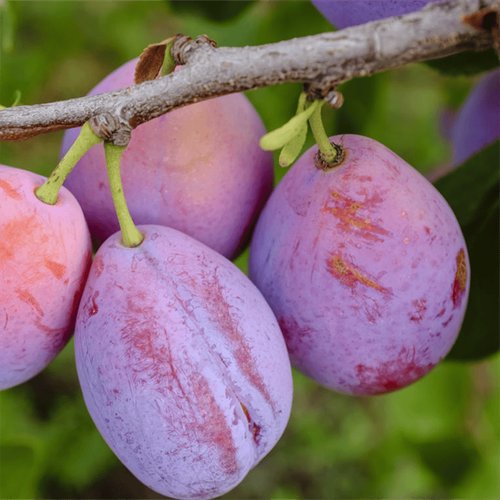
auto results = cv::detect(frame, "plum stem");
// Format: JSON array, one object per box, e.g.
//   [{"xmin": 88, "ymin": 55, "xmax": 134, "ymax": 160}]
[
  {"xmin": 104, "ymin": 142, "xmax": 144, "ymax": 248},
  {"xmin": 308, "ymin": 101, "xmax": 337, "ymax": 164},
  {"xmin": 35, "ymin": 122, "xmax": 102, "ymax": 205}
]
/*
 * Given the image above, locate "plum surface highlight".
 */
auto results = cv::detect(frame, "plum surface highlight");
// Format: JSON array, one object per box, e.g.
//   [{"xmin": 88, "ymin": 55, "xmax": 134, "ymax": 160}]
[
  {"xmin": 74, "ymin": 225, "xmax": 293, "ymax": 499},
  {"xmin": 0, "ymin": 165, "xmax": 92, "ymax": 390},
  {"xmin": 60, "ymin": 58, "xmax": 274, "ymax": 260},
  {"xmin": 249, "ymin": 134, "xmax": 470, "ymax": 396}
]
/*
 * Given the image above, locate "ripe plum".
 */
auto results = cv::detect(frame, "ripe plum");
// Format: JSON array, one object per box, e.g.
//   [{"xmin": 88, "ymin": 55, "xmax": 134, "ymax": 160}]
[
  {"xmin": 0, "ymin": 164, "xmax": 92, "ymax": 390},
  {"xmin": 60, "ymin": 58, "xmax": 274, "ymax": 259},
  {"xmin": 249, "ymin": 134, "xmax": 470, "ymax": 396},
  {"xmin": 450, "ymin": 69, "xmax": 500, "ymax": 166},
  {"xmin": 312, "ymin": 0, "xmax": 442, "ymax": 29},
  {"xmin": 74, "ymin": 225, "xmax": 293, "ymax": 499}
]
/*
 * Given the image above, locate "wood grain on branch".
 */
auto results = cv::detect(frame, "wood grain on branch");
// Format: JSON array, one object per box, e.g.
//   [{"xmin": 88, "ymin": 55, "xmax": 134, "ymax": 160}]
[{"xmin": 0, "ymin": 0, "xmax": 497, "ymax": 143}]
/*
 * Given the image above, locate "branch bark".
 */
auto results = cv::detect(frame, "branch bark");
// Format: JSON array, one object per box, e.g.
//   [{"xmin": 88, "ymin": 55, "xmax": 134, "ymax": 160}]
[{"xmin": 0, "ymin": 0, "xmax": 497, "ymax": 143}]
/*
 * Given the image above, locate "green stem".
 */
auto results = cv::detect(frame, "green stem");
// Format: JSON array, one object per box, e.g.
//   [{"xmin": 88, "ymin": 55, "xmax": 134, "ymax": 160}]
[
  {"xmin": 104, "ymin": 142, "xmax": 143, "ymax": 248},
  {"xmin": 35, "ymin": 121, "xmax": 102, "ymax": 205},
  {"xmin": 308, "ymin": 101, "xmax": 337, "ymax": 163}
]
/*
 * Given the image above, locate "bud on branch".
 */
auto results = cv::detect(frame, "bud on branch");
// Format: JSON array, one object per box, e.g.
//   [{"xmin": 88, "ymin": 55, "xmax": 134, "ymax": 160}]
[{"xmin": 0, "ymin": 0, "xmax": 497, "ymax": 144}]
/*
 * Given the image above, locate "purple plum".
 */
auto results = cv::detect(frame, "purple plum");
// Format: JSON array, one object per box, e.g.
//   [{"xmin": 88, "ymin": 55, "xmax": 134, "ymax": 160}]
[
  {"xmin": 450, "ymin": 69, "xmax": 500, "ymax": 166},
  {"xmin": 249, "ymin": 134, "xmax": 470, "ymax": 396},
  {"xmin": 74, "ymin": 225, "xmax": 293, "ymax": 499},
  {"xmin": 312, "ymin": 0, "xmax": 443, "ymax": 29},
  {"xmin": 0, "ymin": 164, "xmax": 92, "ymax": 390},
  {"xmin": 60, "ymin": 58, "xmax": 274, "ymax": 259}
]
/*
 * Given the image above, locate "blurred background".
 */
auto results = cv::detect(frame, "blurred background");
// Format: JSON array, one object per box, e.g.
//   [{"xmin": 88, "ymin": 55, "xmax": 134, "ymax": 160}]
[{"xmin": 0, "ymin": 1, "xmax": 498, "ymax": 499}]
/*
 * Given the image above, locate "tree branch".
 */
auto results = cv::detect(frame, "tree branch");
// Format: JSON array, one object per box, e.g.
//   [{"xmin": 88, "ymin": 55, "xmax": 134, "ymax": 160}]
[{"xmin": 0, "ymin": 0, "xmax": 497, "ymax": 143}]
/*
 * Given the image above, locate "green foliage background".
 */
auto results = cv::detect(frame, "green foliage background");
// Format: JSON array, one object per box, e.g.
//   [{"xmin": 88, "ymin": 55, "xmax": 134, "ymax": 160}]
[{"xmin": 0, "ymin": 2, "xmax": 498, "ymax": 499}]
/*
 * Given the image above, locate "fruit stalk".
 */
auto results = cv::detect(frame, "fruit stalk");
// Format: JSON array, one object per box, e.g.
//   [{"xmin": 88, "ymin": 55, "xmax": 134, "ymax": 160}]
[
  {"xmin": 35, "ymin": 121, "xmax": 102, "ymax": 205},
  {"xmin": 104, "ymin": 142, "xmax": 144, "ymax": 248},
  {"xmin": 308, "ymin": 100, "xmax": 337, "ymax": 164}
]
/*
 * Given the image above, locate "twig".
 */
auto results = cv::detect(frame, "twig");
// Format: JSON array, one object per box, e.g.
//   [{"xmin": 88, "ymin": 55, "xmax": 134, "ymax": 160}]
[{"xmin": 0, "ymin": 0, "xmax": 497, "ymax": 143}]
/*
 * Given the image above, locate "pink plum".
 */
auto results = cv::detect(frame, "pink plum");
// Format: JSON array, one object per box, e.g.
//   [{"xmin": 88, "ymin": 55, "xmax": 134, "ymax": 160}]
[
  {"xmin": 0, "ymin": 164, "xmax": 92, "ymax": 390},
  {"xmin": 249, "ymin": 135, "xmax": 470, "ymax": 396},
  {"xmin": 74, "ymin": 225, "xmax": 293, "ymax": 499},
  {"xmin": 60, "ymin": 58, "xmax": 274, "ymax": 259}
]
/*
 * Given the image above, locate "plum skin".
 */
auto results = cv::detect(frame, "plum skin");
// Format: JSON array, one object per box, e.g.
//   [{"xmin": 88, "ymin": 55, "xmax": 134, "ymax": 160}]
[
  {"xmin": 0, "ymin": 165, "xmax": 92, "ymax": 390},
  {"xmin": 450, "ymin": 69, "xmax": 500, "ymax": 166},
  {"xmin": 311, "ymin": 0, "xmax": 443, "ymax": 29},
  {"xmin": 60, "ymin": 58, "xmax": 274, "ymax": 260},
  {"xmin": 74, "ymin": 225, "xmax": 293, "ymax": 500},
  {"xmin": 249, "ymin": 134, "xmax": 470, "ymax": 396}
]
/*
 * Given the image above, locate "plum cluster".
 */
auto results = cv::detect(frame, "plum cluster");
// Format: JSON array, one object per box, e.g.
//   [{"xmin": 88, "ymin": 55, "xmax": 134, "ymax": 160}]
[{"xmin": 1, "ymin": 51, "xmax": 475, "ymax": 498}]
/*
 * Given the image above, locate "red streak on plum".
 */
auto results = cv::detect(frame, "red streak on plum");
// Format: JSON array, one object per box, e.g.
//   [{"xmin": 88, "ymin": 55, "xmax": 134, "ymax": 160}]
[
  {"xmin": 0, "ymin": 179, "xmax": 23, "ymax": 200},
  {"xmin": 44, "ymin": 259, "xmax": 66, "ymax": 280},
  {"xmin": 0, "ymin": 215, "xmax": 43, "ymax": 262},
  {"xmin": 452, "ymin": 249, "xmax": 467, "ymax": 309},
  {"xmin": 352, "ymin": 346, "xmax": 435, "ymax": 395},
  {"xmin": 326, "ymin": 254, "xmax": 388, "ymax": 294},
  {"xmin": 92, "ymin": 255, "xmax": 105, "ymax": 278},
  {"xmin": 89, "ymin": 291, "xmax": 99, "ymax": 316},
  {"xmin": 189, "ymin": 372, "xmax": 239, "ymax": 475},
  {"xmin": 17, "ymin": 289, "xmax": 44, "ymax": 316},
  {"xmin": 409, "ymin": 299, "xmax": 427, "ymax": 323},
  {"xmin": 322, "ymin": 190, "xmax": 389, "ymax": 242},
  {"xmin": 278, "ymin": 315, "xmax": 313, "ymax": 361},
  {"xmin": 201, "ymin": 268, "xmax": 274, "ymax": 410}
]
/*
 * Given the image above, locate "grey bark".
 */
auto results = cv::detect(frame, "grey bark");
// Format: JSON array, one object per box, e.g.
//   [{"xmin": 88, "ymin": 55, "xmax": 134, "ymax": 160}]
[{"xmin": 0, "ymin": 0, "xmax": 497, "ymax": 143}]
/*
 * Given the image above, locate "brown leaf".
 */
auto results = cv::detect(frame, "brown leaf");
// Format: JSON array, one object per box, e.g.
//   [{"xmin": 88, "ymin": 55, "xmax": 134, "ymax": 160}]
[
  {"xmin": 462, "ymin": 8, "xmax": 499, "ymax": 32},
  {"xmin": 134, "ymin": 39, "xmax": 173, "ymax": 85}
]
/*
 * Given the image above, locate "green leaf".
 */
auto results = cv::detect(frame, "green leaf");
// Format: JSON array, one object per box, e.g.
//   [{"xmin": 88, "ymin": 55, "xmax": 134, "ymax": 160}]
[
  {"xmin": 278, "ymin": 91, "xmax": 309, "ymax": 167},
  {"xmin": 435, "ymin": 141, "xmax": 500, "ymax": 361},
  {"xmin": 424, "ymin": 49, "xmax": 499, "ymax": 77},
  {"xmin": 279, "ymin": 122, "xmax": 308, "ymax": 167},
  {"xmin": 260, "ymin": 100, "xmax": 319, "ymax": 151}
]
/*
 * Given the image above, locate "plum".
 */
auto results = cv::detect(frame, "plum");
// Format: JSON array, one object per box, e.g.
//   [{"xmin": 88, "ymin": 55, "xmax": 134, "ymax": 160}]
[
  {"xmin": 74, "ymin": 225, "xmax": 293, "ymax": 499},
  {"xmin": 60, "ymin": 58, "xmax": 274, "ymax": 259},
  {"xmin": 450, "ymin": 69, "xmax": 500, "ymax": 166},
  {"xmin": 311, "ymin": 0, "xmax": 443, "ymax": 29},
  {"xmin": 249, "ymin": 134, "xmax": 470, "ymax": 396},
  {"xmin": 0, "ymin": 164, "xmax": 92, "ymax": 390}
]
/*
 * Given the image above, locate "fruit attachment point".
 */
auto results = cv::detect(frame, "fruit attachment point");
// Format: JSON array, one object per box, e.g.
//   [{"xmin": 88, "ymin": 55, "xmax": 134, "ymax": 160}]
[
  {"xmin": 35, "ymin": 121, "xmax": 102, "ymax": 205},
  {"xmin": 314, "ymin": 141, "xmax": 346, "ymax": 171}
]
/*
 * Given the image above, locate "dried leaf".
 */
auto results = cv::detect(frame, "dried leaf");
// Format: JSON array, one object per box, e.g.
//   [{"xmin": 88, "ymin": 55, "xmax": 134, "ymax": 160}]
[
  {"xmin": 462, "ymin": 8, "xmax": 498, "ymax": 32},
  {"xmin": 134, "ymin": 37, "xmax": 177, "ymax": 84}
]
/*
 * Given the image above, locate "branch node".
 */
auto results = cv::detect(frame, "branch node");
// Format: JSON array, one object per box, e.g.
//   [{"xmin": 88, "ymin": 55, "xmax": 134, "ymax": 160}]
[
  {"xmin": 171, "ymin": 33, "xmax": 217, "ymax": 65},
  {"xmin": 88, "ymin": 113, "xmax": 132, "ymax": 147}
]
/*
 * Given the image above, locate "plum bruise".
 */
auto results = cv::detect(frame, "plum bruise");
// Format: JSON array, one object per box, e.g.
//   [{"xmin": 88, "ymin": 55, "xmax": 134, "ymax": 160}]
[
  {"xmin": 249, "ymin": 135, "xmax": 470, "ymax": 396},
  {"xmin": 311, "ymin": 0, "xmax": 444, "ymax": 29},
  {"xmin": 60, "ymin": 58, "xmax": 274, "ymax": 259},
  {"xmin": 0, "ymin": 164, "xmax": 92, "ymax": 390},
  {"xmin": 74, "ymin": 225, "xmax": 293, "ymax": 499}
]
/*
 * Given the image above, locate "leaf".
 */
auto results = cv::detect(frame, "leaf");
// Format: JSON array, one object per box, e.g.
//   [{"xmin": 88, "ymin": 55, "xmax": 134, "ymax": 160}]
[
  {"xmin": 279, "ymin": 91, "xmax": 309, "ymax": 167},
  {"xmin": 260, "ymin": 100, "xmax": 319, "ymax": 151},
  {"xmin": 424, "ymin": 48, "xmax": 499, "ymax": 77},
  {"xmin": 435, "ymin": 141, "xmax": 500, "ymax": 361},
  {"xmin": 279, "ymin": 122, "xmax": 308, "ymax": 167},
  {"xmin": 134, "ymin": 36, "xmax": 177, "ymax": 84}
]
